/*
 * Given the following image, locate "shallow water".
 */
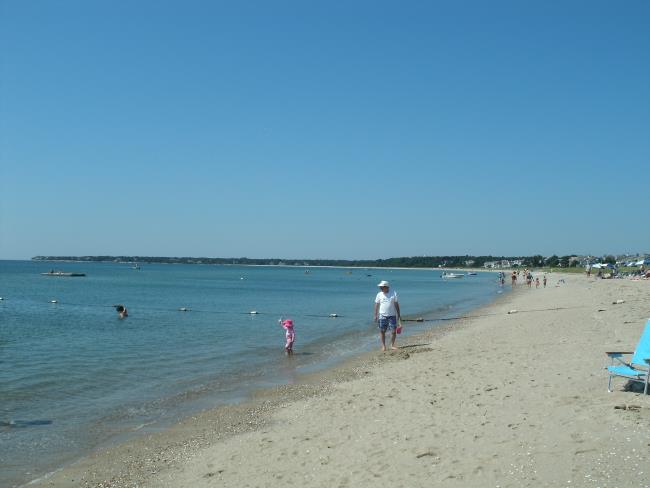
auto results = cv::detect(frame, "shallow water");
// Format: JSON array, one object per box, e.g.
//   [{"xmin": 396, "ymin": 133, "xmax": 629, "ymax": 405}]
[{"xmin": 0, "ymin": 260, "xmax": 504, "ymax": 486}]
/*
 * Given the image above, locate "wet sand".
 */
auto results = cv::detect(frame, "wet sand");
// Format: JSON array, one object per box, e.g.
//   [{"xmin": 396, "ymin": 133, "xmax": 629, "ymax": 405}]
[{"xmin": 31, "ymin": 273, "xmax": 650, "ymax": 487}]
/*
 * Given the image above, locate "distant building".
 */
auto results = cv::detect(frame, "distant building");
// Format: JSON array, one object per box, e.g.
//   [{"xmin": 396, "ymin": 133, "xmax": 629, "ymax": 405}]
[
  {"xmin": 465, "ymin": 260, "xmax": 475, "ymax": 266},
  {"xmin": 576, "ymin": 256, "xmax": 594, "ymax": 267}
]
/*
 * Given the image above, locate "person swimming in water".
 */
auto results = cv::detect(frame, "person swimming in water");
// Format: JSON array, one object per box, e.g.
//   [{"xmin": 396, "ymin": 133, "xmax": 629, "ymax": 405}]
[{"xmin": 114, "ymin": 304, "xmax": 128, "ymax": 319}]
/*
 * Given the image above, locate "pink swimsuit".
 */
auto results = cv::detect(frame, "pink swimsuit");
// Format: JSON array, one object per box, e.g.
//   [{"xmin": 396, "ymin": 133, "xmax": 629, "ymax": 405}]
[
  {"xmin": 281, "ymin": 320, "xmax": 295, "ymax": 351},
  {"xmin": 284, "ymin": 326, "xmax": 295, "ymax": 348}
]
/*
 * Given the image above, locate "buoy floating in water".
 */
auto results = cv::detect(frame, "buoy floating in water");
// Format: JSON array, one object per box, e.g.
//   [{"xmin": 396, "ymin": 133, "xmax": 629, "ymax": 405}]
[
  {"xmin": 50, "ymin": 300, "xmax": 58, "ymax": 304},
  {"xmin": 249, "ymin": 311, "xmax": 259, "ymax": 314},
  {"xmin": 179, "ymin": 307, "xmax": 191, "ymax": 312}
]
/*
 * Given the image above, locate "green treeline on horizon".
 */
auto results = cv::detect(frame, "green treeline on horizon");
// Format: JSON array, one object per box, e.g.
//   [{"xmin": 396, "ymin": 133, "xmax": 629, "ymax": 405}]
[{"xmin": 31, "ymin": 254, "xmax": 587, "ymax": 268}]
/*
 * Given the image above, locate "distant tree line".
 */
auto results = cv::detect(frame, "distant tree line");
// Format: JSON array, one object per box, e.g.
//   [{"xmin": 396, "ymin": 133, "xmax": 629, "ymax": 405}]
[
  {"xmin": 529, "ymin": 255, "xmax": 581, "ymax": 268},
  {"xmin": 31, "ymin": 254, "xmax": 583, "ymax": 268}
]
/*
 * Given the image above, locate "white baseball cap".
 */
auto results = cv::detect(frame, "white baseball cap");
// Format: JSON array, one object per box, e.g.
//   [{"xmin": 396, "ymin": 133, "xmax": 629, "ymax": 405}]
[{"xmin": 377, "ymin": 280, "xmax": 390, "ymax": 287}]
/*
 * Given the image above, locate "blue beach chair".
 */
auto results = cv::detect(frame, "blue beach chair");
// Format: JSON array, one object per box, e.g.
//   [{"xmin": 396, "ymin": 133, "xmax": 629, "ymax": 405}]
[{"xmin": 606, "ymin": 319, "xmax": 650, "ymax": 394}]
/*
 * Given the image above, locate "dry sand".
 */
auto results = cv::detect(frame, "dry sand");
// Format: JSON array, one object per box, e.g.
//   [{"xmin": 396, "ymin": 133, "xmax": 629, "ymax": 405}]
[{"xmin": 31, "ymin": 273, "xmax": 650, "ymax": 488}]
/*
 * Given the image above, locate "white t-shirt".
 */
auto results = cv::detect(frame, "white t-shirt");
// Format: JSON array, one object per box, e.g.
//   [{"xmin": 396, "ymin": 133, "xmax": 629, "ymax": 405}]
[{"xmin": 375, "ymin": 290, "xmax": 398, "ymax": 317}]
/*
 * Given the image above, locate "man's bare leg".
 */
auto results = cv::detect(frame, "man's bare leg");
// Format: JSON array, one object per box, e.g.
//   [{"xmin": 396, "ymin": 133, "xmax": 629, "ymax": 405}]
[{"xmin": 390, "ymin": 331, "xmax": 398, "ymax": 350}]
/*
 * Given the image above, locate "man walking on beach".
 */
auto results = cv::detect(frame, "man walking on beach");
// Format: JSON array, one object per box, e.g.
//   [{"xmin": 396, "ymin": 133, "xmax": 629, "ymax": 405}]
[{"xmin": 373, "ymin": 281, "xmax": 401, "ymax": 351}]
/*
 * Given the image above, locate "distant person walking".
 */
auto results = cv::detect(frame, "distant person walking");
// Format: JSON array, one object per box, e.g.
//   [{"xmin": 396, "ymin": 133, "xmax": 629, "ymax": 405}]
[
  {"xmin": 373, "ymin": 281, "xmax": 401, "ymax": 351},
  {"xmin": 511, "ymin": 271, "xmax": 517, "ymax": 288},
  {"xmin": 543, "ymin": 275, "xmax": 547, "ymax": 288}
]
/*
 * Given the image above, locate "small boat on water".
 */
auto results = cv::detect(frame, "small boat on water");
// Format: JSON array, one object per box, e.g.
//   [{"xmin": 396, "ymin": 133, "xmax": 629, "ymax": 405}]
[
  {"xmin": 467, "ymin": 272, "xmax": 478, "ymax": 276},
  {"xmin": 441, "ymin": 272, "xmax": 464, "ymax": 279},
  {"xmin": 41, "ymin": 271, "xmax": 86, "ymax": 277}
]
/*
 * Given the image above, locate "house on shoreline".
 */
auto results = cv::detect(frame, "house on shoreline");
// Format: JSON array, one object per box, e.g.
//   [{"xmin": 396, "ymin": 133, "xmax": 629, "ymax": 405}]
[{"xmin": 484, "ymin": 259, "xmax": 518, "ymax": 269}]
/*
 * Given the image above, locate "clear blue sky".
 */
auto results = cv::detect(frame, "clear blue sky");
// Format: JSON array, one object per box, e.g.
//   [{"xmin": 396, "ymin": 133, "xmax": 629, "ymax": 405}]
[{"xmin": 1, "ymin": 1, "xmax": 648, "ymax": 260}]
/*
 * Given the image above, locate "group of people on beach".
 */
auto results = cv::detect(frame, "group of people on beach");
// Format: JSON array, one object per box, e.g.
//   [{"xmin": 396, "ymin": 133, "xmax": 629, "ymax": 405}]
[
  {"xmin": 279, "ymin": 280, "xmax": 402, "ymax": 354},
  {"xmin": 509, "ymin": 269, "xmax": 547, "ymax": 289},
  {"xmin": 586, "ymin": 263, "xmax": 649, "ymax": 280}
]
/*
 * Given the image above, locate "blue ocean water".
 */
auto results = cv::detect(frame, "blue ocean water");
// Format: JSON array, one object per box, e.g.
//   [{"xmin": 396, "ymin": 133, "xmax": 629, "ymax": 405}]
[{"xmin": 0, "ymin": 260, "xmax": 505, "ymax": 486}]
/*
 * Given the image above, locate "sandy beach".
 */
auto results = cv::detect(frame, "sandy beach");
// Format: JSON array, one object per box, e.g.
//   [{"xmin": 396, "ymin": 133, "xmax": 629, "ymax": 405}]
[{"xmin": 31, "ymin": 273, "xmax": 650, "ymax": 488}]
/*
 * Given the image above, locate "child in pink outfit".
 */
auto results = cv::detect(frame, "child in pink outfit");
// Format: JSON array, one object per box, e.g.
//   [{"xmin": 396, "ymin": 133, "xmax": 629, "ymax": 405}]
[{"xmin": 279, "ymin": 319, "xmax": 295, "ymax": 354}]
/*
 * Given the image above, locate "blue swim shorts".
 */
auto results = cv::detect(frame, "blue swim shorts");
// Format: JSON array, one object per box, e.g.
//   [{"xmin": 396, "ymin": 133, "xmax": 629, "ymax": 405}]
[{"xmin": 378, "ymin": 315, "xmax": 397, "ymax": 332}]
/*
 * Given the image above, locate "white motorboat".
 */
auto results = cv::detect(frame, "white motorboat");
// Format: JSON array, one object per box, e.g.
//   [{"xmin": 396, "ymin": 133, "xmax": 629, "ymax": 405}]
[{"xmin": 441, "ymin": 272, "xmax": 464, "ymax": 279}]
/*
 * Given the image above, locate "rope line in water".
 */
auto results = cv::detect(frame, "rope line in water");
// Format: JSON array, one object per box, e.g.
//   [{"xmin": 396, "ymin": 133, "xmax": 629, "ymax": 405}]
[
  {"xmin": 2, "ymin": 298, "xmax": 641, "ymax": 323},
  {"xmin": 8, "ymin": 299, "xmax": 347, "ymax": 320},
  {"xmin": 401, "ymin": 304, "xmax": 602, "ymax": 323}
]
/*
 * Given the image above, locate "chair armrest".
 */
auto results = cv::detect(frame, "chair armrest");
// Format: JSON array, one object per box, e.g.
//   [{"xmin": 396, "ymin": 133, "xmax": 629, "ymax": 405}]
[{"xmin": 605, "ymin": 351, "xmax": 634, "ymax": 356}]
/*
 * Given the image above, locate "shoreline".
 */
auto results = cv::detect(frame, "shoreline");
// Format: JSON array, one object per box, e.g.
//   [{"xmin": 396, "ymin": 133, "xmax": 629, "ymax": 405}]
[
  {"xmin": 3, "ymin": 261, "xmax": 503, "ymax": 488},
  {"xmin": 24, "ymin": 257, "xmax": 502, "ymax": 273},
  {"xmin": 28, "ymin": 274, "xmax": 650, "ymax": 487},
  {"xmin": 24, "ymin": 281, "xmax": 511, "ymax": 488}
]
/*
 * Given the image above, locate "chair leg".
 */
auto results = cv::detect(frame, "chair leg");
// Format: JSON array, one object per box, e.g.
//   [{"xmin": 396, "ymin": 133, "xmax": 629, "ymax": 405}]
[
  {"xmin": 644, "ymin": 375, "xmax": 649, "ymax": 395},
  {"xmin": 608, "ymin": 374, "xmax": 613, "ymax": 392}
]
